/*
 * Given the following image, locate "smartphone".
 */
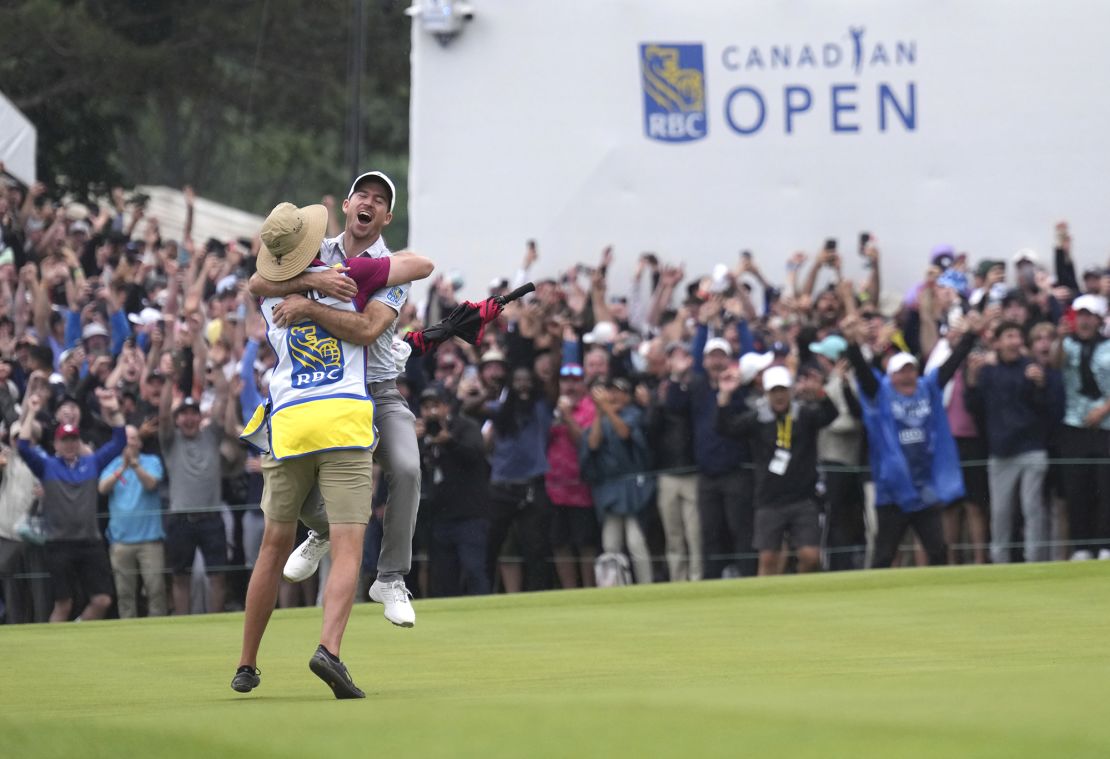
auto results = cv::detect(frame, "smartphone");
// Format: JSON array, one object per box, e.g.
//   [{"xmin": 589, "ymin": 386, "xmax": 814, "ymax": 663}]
[
  {"xmin": 1065, "ymin": 307, "xmax": 1077, "ymax": 332},
  {"xmin": 740, "ymin": 250, "xmax": 752, "ymax": 260},
  {"xmin": 859, "ymin": 232, "xmax": 870, "ymax": 253},
  {"xmin": 824, "ymin": 238, "xmax": 837, "ymax": 251}
]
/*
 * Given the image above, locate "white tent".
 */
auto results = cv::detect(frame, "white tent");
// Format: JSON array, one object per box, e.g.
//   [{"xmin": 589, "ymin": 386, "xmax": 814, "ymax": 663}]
[
  {"xmin": 133, "ymin": 185, "xmax": 265, "ymax": 246},
  {"xmin": 0, "ymin": 92, "xmax": 36, "ymax": 186}
]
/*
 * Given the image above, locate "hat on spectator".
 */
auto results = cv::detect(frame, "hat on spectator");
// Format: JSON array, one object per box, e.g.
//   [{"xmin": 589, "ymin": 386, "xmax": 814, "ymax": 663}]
[
  {"xmin": 257, "ymin": 202, "xmax": 328, "ymax": 282},
  {"xmin": 738, "ymin": 351, "xmax": 774, "ymax": 385},
  {"xmin": 419, "ymin": 385, "xmax": 448, "ymax": 404},
  {"xmin": 64, "ymin": 203, "xmax": 90, "ymax": 222},
  {"xmin": 127, "ymin": 307, "xmax": 163, "ymax": 327},
  {"xmin": 664, "ymin": 340, "xmax": 690, "ymax": 356},
  {"xmin": 704, "ymin": 337, "xmax": 732, "ymax": 357},
  {"xmin": 1012, "ymin": 248, "xmax": 1039, "ymax": 266},
  {"xmin": 69, "ymin": 220, "xmax": 91, "ymax": 236},
  {"xmin": 606, "ymin": 377, "xmax": 632, "ymax": 394},
  {"xmin": 147, "ymin": 369, "xmax": 166, "ymax": 382},
  {"xmin": 975, "ymin": 259, "xmax": 1004, "ymax": 279},
  {"xmin": 808, "ymin": 335, "xmax": 848, "ymax": 361},
  {"xmin": 480, "ymin": 349, "xmax": 507, "ymax": 365},
  {"xmin": 216, "ymin": 275, "xmax": 239, "ymax": 296},
  {"xmin": 930, "ymin": 244, "xmax": 955, "ymax": 269},
  {"xmin": 54, "ymin": 423, "xmax": 80, "ymax": 441},
  {"xmin": 53, "ymin": 395, "xmax": 80, "ymax": 415},
  {"xmin": 582, "ymin": 321, "xmax": 618, "ymax": 345},
  {"xmin": 559, "ymin": 363, "xmax": 584, "ymax": 378},
  {"xmin": 174, "ymin": 397, "xmax": 201, "ymax": 416},
  {"xmin": 82, "ymin": 322, "xmax": 109, "ymax": 340},
  {"xmin": 1082, "ymin": 267, "xmax": 1104, "ymax": 280},
  {"xmin": 347, "ymin": 171, "xmax": 396, "ymax": 212},
  {"xmin": 762, "ymin": 365, "xmax": 793, "ymax": 391},
  {"xmin": 886, "ymin": 352, "xmax": 919, "ymax": 375},
  {"xmin": 1073, "ymin": 294, "xmax": 1108, "ymax": 317}
]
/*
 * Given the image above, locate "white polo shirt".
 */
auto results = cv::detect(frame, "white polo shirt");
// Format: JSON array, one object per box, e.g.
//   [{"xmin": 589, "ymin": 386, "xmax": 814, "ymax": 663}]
[{"xmin": 319, "ymin": 233, "xmax": 409, "ymax": 383}]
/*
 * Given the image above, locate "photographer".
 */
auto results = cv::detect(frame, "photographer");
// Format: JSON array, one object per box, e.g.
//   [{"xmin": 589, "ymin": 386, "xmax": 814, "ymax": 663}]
[{"xmin": 417, "ymin": 386, "xmax": 491, "ymax": 596}]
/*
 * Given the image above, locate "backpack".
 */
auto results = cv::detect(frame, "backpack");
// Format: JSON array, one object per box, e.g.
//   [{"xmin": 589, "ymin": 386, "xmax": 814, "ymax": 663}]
[{"xmin": 594, "ymin": 552, "xmax": 633, "ymax": 588}]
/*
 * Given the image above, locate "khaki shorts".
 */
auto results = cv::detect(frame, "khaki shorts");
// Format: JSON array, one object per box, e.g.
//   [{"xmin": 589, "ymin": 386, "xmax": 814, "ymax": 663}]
[{"xmin": 260, "ymin": 448, "xmax": 373, "ymax": 524}]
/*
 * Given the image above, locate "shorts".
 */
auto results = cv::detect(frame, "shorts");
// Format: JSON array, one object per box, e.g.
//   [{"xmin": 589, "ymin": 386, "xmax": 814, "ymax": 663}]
[
  {"xmin": 166, "ymin": 514, "xmax": 228, "ymax": 575},
  {"xmin": 754, "ymin": 500, "xmax": 821, "ymax": 551},
  {"xmin": 550, "ymin": 504, "xmax": 599, "ymax": 550},
  {"xmin": 44, "ymin": 540, "xmax": 115, "ymax": 602},
  {"xmin": 260, "ymin": 448, "xmax": 373, "ymax": 525},
  {"xmin": 955, "ymin": 437, "xmax": 990, "ymax": 507}
]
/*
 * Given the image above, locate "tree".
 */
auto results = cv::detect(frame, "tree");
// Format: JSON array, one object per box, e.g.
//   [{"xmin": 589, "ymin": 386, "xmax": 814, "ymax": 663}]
[{"xmin": 0, "ymin": 0, "xmax": 411, "ymax": 239}]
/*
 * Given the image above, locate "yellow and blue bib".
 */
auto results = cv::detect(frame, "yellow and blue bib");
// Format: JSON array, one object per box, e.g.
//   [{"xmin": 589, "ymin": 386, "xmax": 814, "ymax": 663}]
[{"xmin": 241, "ymin": 267, "xmax": 376, "ymax": 460}]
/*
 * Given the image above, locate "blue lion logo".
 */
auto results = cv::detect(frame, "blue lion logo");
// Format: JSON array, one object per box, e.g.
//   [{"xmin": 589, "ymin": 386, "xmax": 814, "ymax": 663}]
[
  {"xmin": 640, "ymin": 43, "xmax": 708, "ymax": 143},
  {"xmin": 289, "ymin": 324, "xmax": 344, "ymax": 388}
]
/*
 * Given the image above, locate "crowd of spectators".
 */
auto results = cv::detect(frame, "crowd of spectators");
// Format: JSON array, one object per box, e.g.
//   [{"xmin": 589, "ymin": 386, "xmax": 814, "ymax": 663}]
[{"xmin": 2, "ymin": 165, "xmax": 1109, "ymax": 623}]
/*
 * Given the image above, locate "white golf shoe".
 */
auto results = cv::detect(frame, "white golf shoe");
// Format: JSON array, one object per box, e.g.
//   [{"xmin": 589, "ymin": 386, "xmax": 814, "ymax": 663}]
[
  {"xmin": 282, "ymin": 531, "xmax": 330, "ymax": 582},
  {"xmin": 369, "ymin": 579, "xmax": 415, "ymax": 627}
]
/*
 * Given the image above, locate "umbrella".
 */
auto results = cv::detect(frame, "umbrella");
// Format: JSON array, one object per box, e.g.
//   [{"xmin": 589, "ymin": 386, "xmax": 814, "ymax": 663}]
[{"xmin": 403, "ymin": 282, "xmax": 535, "ymax": 356}]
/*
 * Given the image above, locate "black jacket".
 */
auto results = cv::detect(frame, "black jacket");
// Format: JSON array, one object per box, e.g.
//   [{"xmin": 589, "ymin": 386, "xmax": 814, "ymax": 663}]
[
  {"xmin": 421, "ymin": 414, "xmax": 490, "ymax": 521},
  {"xmin": 716, "ymin": 396, "xmax": 838, "ymax": 509}
]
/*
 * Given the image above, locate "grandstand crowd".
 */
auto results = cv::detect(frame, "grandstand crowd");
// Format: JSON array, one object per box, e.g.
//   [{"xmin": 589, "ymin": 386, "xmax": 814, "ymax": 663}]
[{"xmin": 1, "ymin": 170, "xmax": 1109, "ymax": 623}]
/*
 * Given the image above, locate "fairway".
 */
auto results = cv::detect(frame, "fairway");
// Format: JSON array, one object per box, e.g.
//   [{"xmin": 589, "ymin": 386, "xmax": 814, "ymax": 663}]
[{"xmin": 2, "ymin": 563, "xmax": 1108, "ymax": 758}]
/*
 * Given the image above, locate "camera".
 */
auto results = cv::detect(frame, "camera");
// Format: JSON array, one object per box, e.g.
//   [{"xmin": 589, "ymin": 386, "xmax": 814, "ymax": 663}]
[{"xmin": 424, "ymin": 418, "xmax": 442, "ymax": 438}]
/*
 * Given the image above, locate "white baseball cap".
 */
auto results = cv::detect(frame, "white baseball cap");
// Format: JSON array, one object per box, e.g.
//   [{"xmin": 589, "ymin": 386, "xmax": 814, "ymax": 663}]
[
  {"xmin": 704, "ymin": 337, "xmax": 733, "ymax": 357},
  {"xmin": 347, "ymin": 171, "xmax": 396, "ymax": 212},
  {"xmin": 1011, "ymin": 248, "xmax": 1039, "ymax": 266},
  {"xmin": 762, "ymin": 365, "xmax": 793, "ymax": 391},
  {"xmin": 1073, "ymin": 294, "xmax": 1108, "ymax": 318},
  {"xmin": 886, "ymin": 352, "xmax": 919, "ymax": 375},
  {"xmin": 738, "ymin": 351, "xmax": 774, "ymax": 385},
  {"xmin": 582, "ymin": 320, "xmax": 618, "ymax": 345}
]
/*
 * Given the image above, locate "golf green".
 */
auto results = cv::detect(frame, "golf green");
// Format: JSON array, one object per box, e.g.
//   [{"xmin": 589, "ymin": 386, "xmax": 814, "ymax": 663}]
[{"xmin": 2, "ymin": 562, "xmax": 1107, "ymax": 758}]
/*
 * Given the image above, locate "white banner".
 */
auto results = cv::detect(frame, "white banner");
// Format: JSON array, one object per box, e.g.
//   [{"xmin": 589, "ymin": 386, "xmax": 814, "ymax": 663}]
[
  {"xmin": 0, "ymin": 92, "xmax": 36, "ymax": 187},
  {"xmin": 409, "ymin": 0, "xmax": 1110, "ymax": 301}
]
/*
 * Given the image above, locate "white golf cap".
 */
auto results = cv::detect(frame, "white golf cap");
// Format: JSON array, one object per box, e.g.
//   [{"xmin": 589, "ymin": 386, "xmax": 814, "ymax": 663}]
[
  {"xmin": 582, "ymin": 320, "xmax": 618, "ymax": 345},
  {"xmin": 738, "ymin": 351, "xmax": 774, "ymax": 385},
  {"xmin": 886, "ymin": 352, "xmax": 919, "ymax": 375},
  {"xmin": 762, "ymin": 365, "xmax": 793, "ymax": 391},
  {"xmin": 1073, "ymin": 294, "xmax": 1108, "ymax": 317},
  {"xmin": 347, "ymin": 171, "xmax": 396, "ymax": 212},
  {"xmin": 704, "ymin": 337, "xmax": 732, "ymax": 357}
]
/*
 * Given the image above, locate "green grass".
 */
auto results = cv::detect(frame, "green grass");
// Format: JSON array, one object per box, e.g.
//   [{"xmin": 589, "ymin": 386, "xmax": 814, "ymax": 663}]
[{"xmin": 2, "ymin": 563, "xmax": 1108, "ymax": 758}]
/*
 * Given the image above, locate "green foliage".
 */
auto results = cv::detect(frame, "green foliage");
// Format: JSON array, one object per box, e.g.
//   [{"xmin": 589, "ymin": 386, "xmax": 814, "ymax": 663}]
[{"xmin": 0, "ymin": 0, "xmax": 411, "ymax": 240}]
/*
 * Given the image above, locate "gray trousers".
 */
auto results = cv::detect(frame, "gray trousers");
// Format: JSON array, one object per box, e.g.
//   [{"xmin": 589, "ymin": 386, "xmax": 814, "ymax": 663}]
[
  {"xmin": 298, "ymin": 382, "xmax": 421, "ymax": 583},
  {"xmin": 988, "ymin": 450, "xmax": 1049, "ymax": 563},
  {"xmin": 656, "ymin": 473, "xmax": 702, "ymax": 581}
]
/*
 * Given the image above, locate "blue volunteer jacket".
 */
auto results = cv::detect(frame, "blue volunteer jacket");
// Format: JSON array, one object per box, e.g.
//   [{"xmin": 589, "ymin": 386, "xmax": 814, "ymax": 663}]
[{"xmin": 857, "ymin": 369, "xmax": 964, "ymax": 512}]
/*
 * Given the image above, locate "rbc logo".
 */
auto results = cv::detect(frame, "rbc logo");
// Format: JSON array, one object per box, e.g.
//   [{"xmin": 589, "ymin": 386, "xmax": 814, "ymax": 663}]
[
  {"xmin": 289, "ymin": 324, "xmax": 344, "ymax": 388},
  {"xmin": 640, "ymin": 43, "xmax": 708, "ymax": 143}
]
